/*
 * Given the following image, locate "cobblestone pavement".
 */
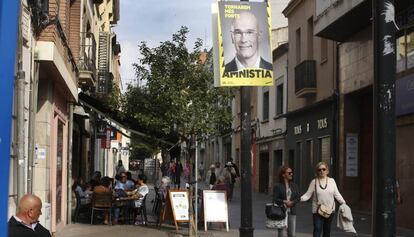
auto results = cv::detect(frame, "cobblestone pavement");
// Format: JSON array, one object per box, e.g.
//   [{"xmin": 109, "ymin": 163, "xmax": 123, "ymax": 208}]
[{"xmin": 55, "ymin": 182, "xmax": 413, "ymax": 237}]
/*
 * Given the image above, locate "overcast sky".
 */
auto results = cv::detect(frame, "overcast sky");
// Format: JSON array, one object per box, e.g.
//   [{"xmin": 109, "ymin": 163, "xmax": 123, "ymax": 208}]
[{"xmin": 116, "ymin": 0, "xmax": 289, "ymax": 88}]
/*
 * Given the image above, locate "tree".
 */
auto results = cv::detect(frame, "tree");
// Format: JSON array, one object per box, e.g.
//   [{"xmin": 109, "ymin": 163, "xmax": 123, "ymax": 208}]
[{"xmin": 122, "ymin": 26, "xmax": 234, "ymax": 161}]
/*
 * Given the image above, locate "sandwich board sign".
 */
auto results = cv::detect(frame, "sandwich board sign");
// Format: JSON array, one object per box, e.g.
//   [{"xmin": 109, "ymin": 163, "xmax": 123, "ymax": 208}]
[
  {"xmin": 203, "ymin": 190, "xmax": 229, "ymax": 232},
  {"xmin": 159, "ymin": 190, "xmax": 190, "ymax": 231}
]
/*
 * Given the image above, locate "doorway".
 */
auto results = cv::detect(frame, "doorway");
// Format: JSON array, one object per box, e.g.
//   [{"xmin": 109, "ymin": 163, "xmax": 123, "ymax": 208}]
[
  {"xmin": 273, "ymin": 150, "xmax": 283, "ymax": 184},
  {"xmin": 259, "ymin": 152, "xmax": 269, "ymax": 193}
]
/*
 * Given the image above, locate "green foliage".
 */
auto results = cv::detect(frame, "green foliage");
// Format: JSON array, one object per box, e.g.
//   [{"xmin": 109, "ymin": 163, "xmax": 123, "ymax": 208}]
[{"xmin": 122, "ymin": 26, "xmax": 234, "ymax": 152}]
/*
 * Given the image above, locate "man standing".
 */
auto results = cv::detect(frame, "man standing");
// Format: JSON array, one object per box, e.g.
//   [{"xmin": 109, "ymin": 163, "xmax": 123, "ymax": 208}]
[
  {"xmin": 224, "ymin": 11, "xmax": 272, "ymax": 73},
  {"xmin": 8, "ymin": 194, "xmax": 51, "ymax": 237}
]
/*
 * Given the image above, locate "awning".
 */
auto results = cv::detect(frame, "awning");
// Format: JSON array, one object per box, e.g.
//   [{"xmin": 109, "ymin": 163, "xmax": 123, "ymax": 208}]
[
  {"xmin": 73, "ymin": 105, "xmax": 89, "ymax": 118},
  {"xmin": 78, "ymin": 92, "xmax": 177, "ymax": 146}
]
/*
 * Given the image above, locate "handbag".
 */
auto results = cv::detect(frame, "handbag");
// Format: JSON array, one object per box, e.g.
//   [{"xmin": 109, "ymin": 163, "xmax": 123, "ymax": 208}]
[
  {"xmin": 266, "ymin": 218, "xmax": 287, "ymax": 229},
  {"xmin": 318, "ymin": 204, "xmax": 333, "ymax": 218},
  {"xmin": 265, "ymin": 203, "xmax": 286, "ymax": 220},
  {"xmin": 314, "ymin": 179, "xmax": 334, "ymax": 219}
]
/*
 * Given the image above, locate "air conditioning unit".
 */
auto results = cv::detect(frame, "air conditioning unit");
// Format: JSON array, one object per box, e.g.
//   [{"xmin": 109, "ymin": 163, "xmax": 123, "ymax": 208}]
[{"xmin": 39, "ymin": 202, "xmax": 51, "ymax": 231}]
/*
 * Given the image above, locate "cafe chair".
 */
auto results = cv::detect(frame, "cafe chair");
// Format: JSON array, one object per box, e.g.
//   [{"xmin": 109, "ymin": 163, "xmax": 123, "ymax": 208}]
[
  {"xmin": 73, "ymin": 191, "xmax": 91, "ymax": 223},
  {"xmin": 90, "ymin": 192, "xmax": 113, "ymax": 224},
  {"xmin": 133, "ymin": 194, "xmax": 148, "ymax": 225}
]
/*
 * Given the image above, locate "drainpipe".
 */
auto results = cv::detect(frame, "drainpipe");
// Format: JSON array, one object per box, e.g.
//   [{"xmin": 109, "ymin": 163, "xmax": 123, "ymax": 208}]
[
  {"xmin": 16, "ymin": 2, "xmax": 27, "ymax": 199},
  {"xmin": 67, "ymin": 103, "xmax": 74, "ymax": 223},
  {"xmin": 28, "ymin": 61, "xmax": 39, "ymax": 194}
]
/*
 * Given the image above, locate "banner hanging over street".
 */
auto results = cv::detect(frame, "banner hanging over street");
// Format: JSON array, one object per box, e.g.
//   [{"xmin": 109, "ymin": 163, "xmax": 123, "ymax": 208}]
[{"xmin": 216, "ymin": 1, "xmax": 273, "ymax": 86}]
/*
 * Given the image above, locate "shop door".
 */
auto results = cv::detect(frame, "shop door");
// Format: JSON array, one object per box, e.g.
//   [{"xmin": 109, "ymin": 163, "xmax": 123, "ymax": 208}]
[
  {"xmin": 259, "ymin": 152, "xmax": 269, "ymax": 193},
  {"xmin": 360, "ymin": 94, "xmax": 373, "ymax": 206},
  {"xmin": 55, "ymin": 120, "xmax": 64, "ymax": 224},
  {"xmin": 273, "ymin": 150, "xmax": 283, "ymax": 185}
]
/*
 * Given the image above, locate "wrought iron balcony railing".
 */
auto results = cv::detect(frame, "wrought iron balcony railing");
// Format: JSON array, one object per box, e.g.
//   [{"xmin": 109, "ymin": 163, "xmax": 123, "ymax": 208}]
[{"xmin": 294, "ymin": 60, "xmax": 317, "ymax": 97}]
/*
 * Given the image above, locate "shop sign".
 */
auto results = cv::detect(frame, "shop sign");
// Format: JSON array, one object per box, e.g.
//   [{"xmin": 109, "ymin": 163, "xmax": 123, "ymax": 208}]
[
  {"xmin": 346, "ymin": 133, "xmax": 358, "ymax": 177},
  {"xmin": 294, "ymin": 125, "xmax": 302, "ymax": 135},
  {"xmin": 96, "ymin": 120, "xmax": 107, "ymax": 138},
  {"xmin": 317, "ymin": 118, "xmax": 328, "ymax": 129}
]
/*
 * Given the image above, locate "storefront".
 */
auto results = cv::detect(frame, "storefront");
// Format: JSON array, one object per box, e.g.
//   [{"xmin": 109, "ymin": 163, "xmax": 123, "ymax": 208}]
[{"xmin": 286, "ymin": 98, "xmax": 336, "ymax": 192}]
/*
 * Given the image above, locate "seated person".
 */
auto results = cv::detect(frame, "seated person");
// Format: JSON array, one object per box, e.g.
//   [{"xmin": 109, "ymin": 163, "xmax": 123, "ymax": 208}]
[
  {"xmin": 126, "ymin": 172, "xmax": 136, "ymax": 190},
  {"xmin": 114, "ymin": 172, "xmax": 130, "ymax": 198},
  {"xmin": 133, "ymin": 174, "xmax": 149, "ymax": 225},
  {"xmin": 212, "ymin": 176, "xmax": 230, "ymax": 201},
  {"xmin": 72, "ymin": 177, "xmax": 92, "ymax": 204},
  {"xmin": 92, "ymin": 176, "xmax": 113, "ymax": 225}
]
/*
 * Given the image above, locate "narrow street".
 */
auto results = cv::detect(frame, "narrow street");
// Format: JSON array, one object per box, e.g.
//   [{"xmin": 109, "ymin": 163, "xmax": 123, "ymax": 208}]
[{"xmin": 56, "ymin": 183, "xmax": 414, "ymax": 237}]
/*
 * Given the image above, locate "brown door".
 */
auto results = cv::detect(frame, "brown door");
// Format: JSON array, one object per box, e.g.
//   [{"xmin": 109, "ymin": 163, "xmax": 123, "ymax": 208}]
[
  {"xmin": 273, "ymin": 150, "xmax": 283, "ymax": 185},
  {"xmin": 360, "ymin": 93, "xmax": 373, "ymax": 206},
  {"xmin": 259, "ymin": 152, "xmax": 269, "ymax": 193}
]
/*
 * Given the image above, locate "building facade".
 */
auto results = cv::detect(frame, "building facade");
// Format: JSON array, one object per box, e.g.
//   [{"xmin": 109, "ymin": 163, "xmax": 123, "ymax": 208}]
[
  {"xmin": 9, "ymin": 0, "xmax": 122, "ymax": 233},
  {"xmin": 313, "ymin": 0, "xmax": 414, "ymax": 228},
  {"xmin": 255, "ymin": 27, "xmax": 288, "ymax": 194},
  {"xmin": 283, "ymin": 0, "xmax": 338, "ymax": 192}
]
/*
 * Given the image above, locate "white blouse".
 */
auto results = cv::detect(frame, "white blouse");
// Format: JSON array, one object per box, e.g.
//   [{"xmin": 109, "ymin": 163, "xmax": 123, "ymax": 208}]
[{"xmin": 300, "ymin": 177, "xmax": 346, "ymax": 213}]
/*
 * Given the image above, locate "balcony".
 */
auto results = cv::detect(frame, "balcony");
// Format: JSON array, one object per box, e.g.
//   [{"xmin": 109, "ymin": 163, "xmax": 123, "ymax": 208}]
[
  {"xmin": 314, "ymin": 0, "xmax": 371, "ymax": 42},
  {"xmin": 78, "ymin": 32, "xmax": 97, "ymax": 86},
  {"xmin": 96, "ymin": 71, "xmax": 113, "ymax": 94},
  {"xmin": 295, "ymin": 60, "xmax": 316, "ymax": 97}
]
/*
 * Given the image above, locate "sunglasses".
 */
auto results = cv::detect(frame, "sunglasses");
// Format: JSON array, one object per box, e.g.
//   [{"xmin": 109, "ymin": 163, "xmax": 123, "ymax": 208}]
[{"xmin": 318, "ymin": 168, "xmax": 327, "ymax": 172}]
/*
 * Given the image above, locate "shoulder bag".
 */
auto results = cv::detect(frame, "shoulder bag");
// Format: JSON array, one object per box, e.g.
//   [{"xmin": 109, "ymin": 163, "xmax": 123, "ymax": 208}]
[
  {"xmin": 315, "ymin": 178, "xmax": 334, "ymax": 219},
  {"xmin": 265, "ymin": 202, "xmax": 286, "ymax": 220}
]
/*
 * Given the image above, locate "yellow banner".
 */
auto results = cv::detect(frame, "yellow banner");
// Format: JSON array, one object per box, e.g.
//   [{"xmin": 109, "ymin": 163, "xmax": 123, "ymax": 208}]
[{"xmin": 217, "ymin": 1, "xmax": 273, "ymax": 86}]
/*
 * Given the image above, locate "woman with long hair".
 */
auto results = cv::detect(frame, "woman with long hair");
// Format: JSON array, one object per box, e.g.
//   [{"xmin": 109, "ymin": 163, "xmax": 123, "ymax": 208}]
[
  {"xmin": 273, "ymin": 165, "xmax": 300, "ymax": 237},
  {"xmin": 300, "ymin": 161, "xmax": 346, "ymax": 237}
]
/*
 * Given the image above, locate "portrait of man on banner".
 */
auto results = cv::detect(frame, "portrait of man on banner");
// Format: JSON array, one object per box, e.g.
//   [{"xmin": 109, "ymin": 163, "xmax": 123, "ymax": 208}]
[{"xmin": 217, "ymin": 1, "xmax": 273, "ymax": 86}]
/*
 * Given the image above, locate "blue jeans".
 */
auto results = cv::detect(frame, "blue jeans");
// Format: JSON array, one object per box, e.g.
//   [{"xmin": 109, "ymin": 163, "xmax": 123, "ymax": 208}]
[
  {"xmin": 313, "ymin": 213, "xmax": 333, "ymax": 237},
  {"xmin": 277, "ymin": 214, "xmax": 296, "ymax": 237}
]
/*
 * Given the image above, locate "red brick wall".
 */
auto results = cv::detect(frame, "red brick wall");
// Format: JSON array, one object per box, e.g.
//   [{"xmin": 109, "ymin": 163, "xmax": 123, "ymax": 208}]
[{"xmin": 69, "ymin": 0, "xmax": 81, "ymax": 65}]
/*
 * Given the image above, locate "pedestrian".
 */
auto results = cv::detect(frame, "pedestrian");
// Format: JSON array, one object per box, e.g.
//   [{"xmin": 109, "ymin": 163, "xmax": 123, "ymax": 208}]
[
  {"xmin": 167, "ymin": 160, "xmax": 176, "ymax": 186},
  {"xmin": 115, "ymin": 160, "xmax": 126, "ymax": 176},
  {"xmin": 175, "ymin": 160, "xmax": 183, "ymax": 189},
  {"xmin": 183, "ymin": 160, "xmax": 192, "ymax": 183},
  {"xmin": 198, "ymin": 161, "xmax": 205, "ymax": 181},
  {"xmin": 213, "ymin": 176, "xmax": 231, "ymax": 200},
  {"xmin": 208, "ymin": 164, "xmax": 217, "ymax": 189},
  {"xmin": 215, "ymin": 161, "xmax": 223, "ymax": 177},
  {"xmin": 273, "ymin": 165, "xmax": 300, "ymax": 237},
  {"xmin": 223, "ymin": 163, "xmax": 236, "ymax": 200},
  {"xmin": 300, "ymin": 161, "xmax": 346, "ymax": 237},
  {"xmin": 8, "ymin": 194, "xmax": 51, "ymax": 237}
]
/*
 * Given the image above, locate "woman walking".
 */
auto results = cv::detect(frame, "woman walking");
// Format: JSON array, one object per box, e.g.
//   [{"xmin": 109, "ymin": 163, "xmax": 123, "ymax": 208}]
[
  {"xmin": 300, "ymin": 161, "xmax": 346, "ymax": 237},
  {"xmin": 273, "ymin": 165, "xmax": 300, "ymax": 237}
]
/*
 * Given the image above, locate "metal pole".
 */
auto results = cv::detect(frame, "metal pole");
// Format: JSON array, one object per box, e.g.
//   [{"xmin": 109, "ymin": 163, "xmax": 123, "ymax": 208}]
[
  {"xmin": 239, "ymin": 86, "xmax": 253, "ymax": 237},
  {"xmin": 195, "ymin": 139, "xmax": 198, "ymax": 236},
  {"xmin": 16, "ymin": 3, "xmax": 27, "ymax": 199},
  {"xmin": 372, "ymin": 0, "xmax": 396, "ymax": 236},
  {"xmin": 238, "ymin": 0, "xmax": 254, "ymax": 234},
  {"xmin": 0, "ymin": 0, "xmax": 20, "ymax": 235}
]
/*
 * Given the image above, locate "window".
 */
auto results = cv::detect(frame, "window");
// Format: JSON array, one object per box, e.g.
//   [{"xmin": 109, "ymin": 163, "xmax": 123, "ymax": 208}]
[
  {"xmin": 262, "ymin": 91, "xmax": 269, "ymax": 121},
  {"xmin": 276, "ymin": 84, "xmax": 284, "ymax": 115},
  {"xmin": 319, "ymin": 136, "xmax": 331, "ymax": 164},
  {"xmin": 296, "ymin": 28, "xmax": 301, "ymax": 64},
  {"xmin": 321, "ymin": 38, "xmax": 328, "ymax": 62},
  {"xmin": 307, "ymin": 17, "xmax": 314, "ymax": 59},
  {"xmin": 396, "ymin": 26, "xmax": 414, "ymax": 73}
]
